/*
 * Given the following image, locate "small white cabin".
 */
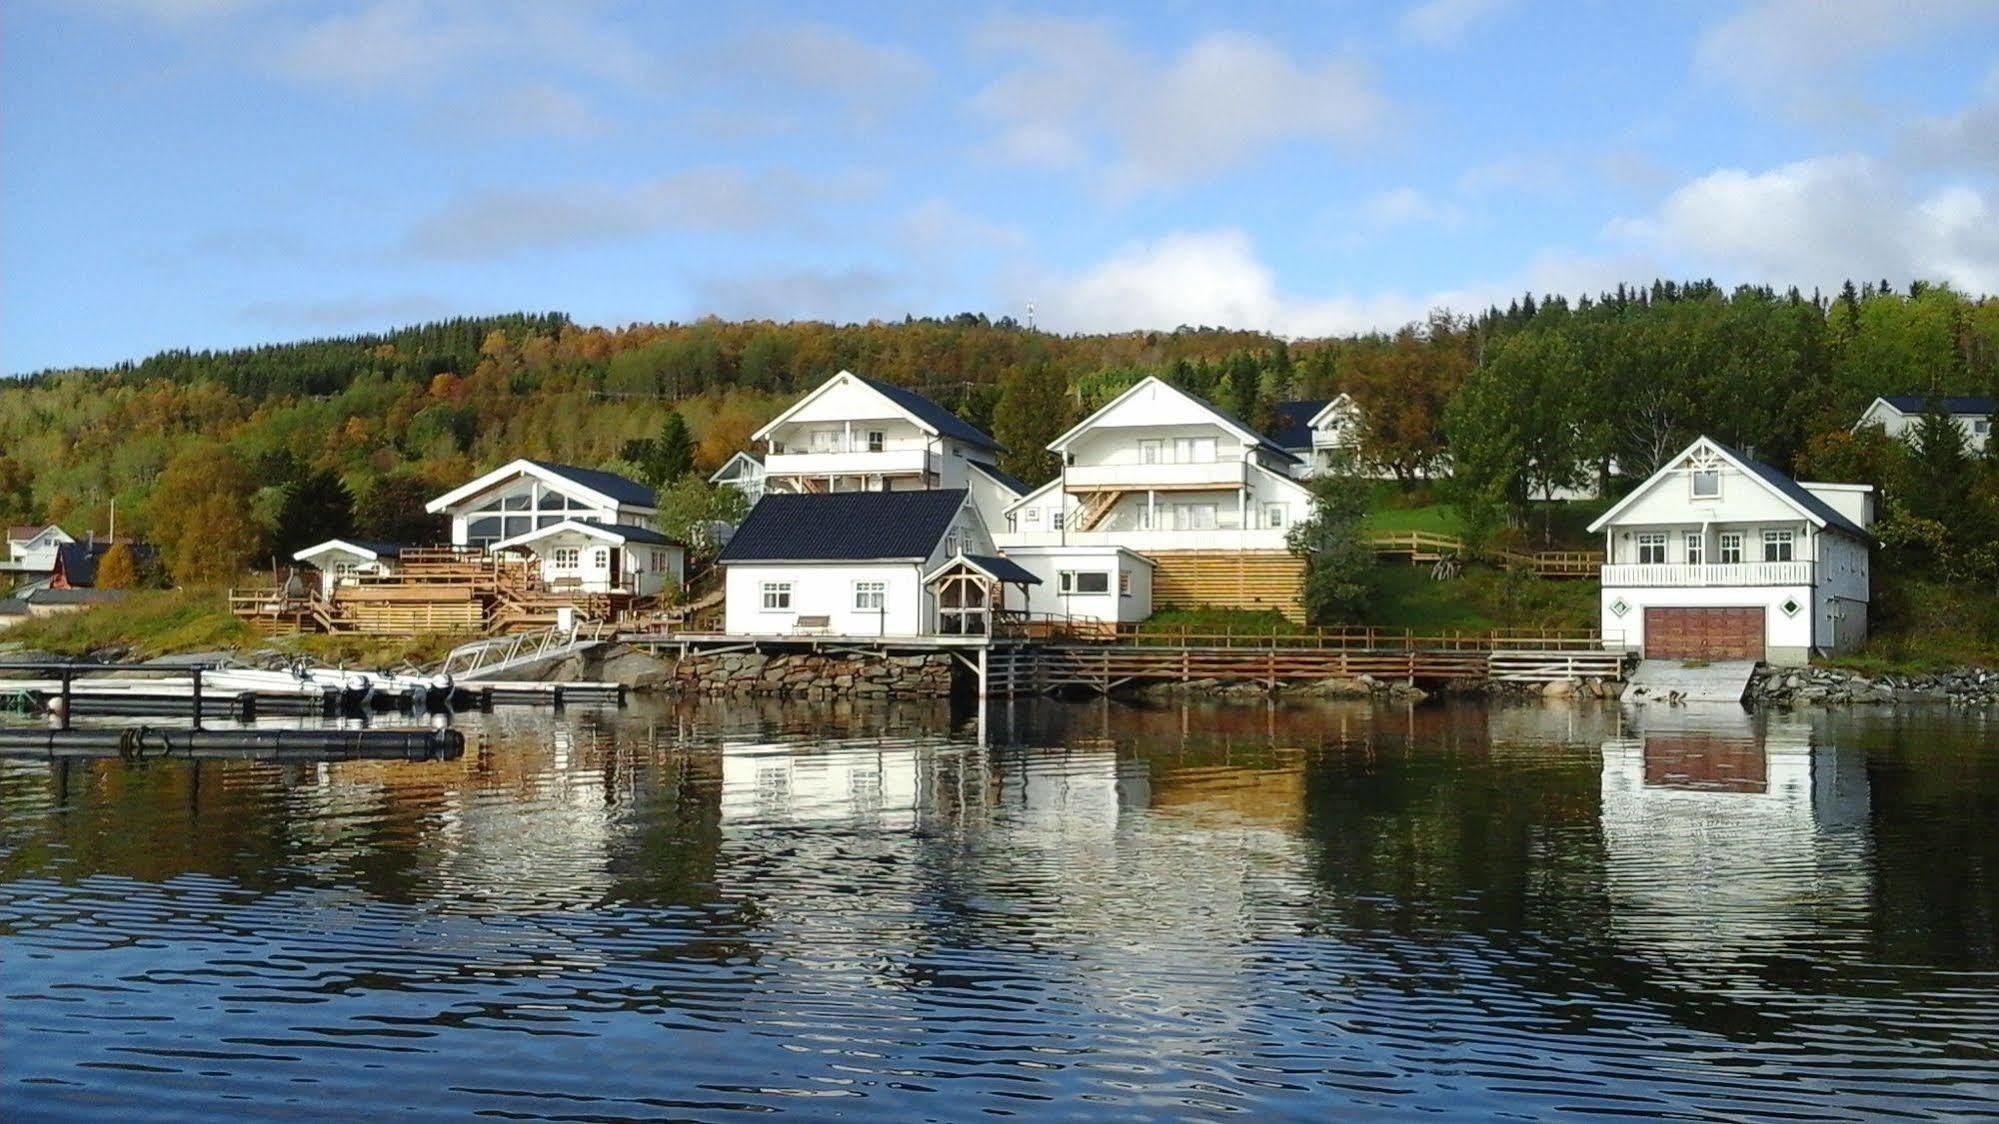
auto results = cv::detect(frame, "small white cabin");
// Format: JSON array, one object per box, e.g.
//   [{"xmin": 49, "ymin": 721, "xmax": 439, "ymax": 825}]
[
  {"xmin": 490, "ymin": 521, "xmax": 685, "ymax": 596},
  {"xmin": 293, "ymin": 539, "xmax": 402, "ymax": 596},
  {"xmin": 997, "ymin": 544, "xmax": 1154, "ymax": 626},
  {"xmin": 717, "ymin": 489, "xmax": 1036, "ymax": 638},
  {"xmin": 1854, "ymin": 395, "xmax": 1993, "ymax": 453},
  {"xmin": 425, "ymin": 459, "xmax": 659, "ymax": 551},
  {"xmin": 1266, "ymin": 395, "xmax": 1362, "ymax": 476},
  {"xmin": 1589, "ymin": 436, "xmax": 1874, "ymax": 665},
  {"xmin": 3, "ymin": 524, "xmax": 73, "ymax": 575}
]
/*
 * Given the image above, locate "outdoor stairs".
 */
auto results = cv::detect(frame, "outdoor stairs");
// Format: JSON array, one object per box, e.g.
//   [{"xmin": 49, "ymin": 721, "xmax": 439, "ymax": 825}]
[{"xmin": 438, "ymin": 622, "xmax": 616, "ymax": 682}]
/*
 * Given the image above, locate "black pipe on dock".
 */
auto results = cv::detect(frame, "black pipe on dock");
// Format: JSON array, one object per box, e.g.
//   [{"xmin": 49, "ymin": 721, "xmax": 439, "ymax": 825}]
[{"xmin": 0, "ymin": 726, "xmax": 465, "ymax": 762}]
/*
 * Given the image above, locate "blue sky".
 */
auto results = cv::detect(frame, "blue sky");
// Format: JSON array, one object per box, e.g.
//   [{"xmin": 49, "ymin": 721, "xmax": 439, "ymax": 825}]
[{"xmin": 5, "ymin": 0, "xmax": 1997, "ymax": 372}]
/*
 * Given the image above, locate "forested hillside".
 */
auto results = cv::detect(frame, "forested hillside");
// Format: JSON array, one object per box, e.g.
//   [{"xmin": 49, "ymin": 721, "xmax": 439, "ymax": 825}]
[{"xmin": 5, "ymin": 280, "xmax": 1997, "ymax": 593}]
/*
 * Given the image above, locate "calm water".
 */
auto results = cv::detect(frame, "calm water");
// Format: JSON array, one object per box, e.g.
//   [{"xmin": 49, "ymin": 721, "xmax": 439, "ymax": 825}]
[{"xmin": 4, "ymin": 698, "xmax": 1998, "ymax": 1121}]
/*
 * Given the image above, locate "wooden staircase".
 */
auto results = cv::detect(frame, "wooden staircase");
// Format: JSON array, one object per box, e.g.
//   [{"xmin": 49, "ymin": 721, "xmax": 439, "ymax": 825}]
[{"xmin": 1074, "ymin": 490, "xmax": 1126, "ymax": 532}]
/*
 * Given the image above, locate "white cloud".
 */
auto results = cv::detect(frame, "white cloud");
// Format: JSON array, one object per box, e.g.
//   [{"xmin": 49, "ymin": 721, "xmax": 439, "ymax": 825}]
[
  {"xmin": 690, "ymin": 267, "xmax": 909, "ymax": 324},
  {"xmin": 719, "ymin": 24, "xmax": 932, "ymax": 111},
  {"xmin": 1399, "ymin": 0, "xmax": 1515, "ymax": 47},
  {"xmin": 1609, "ymin": 155, "xmax": 1999, "ymax": 293},
  {"xmin": 1904, "ymin": 66, "xmax": 1999, "ymax": 174},
  {"xmin": 1359, "ymin": 187, "xmax": 1463, "ymax": 229},
  {"xmin": 432, "ymin": 83, "xmax": 613, "ymax": 139},
  {"xmin": 973, "ymin": 18, "xmax": 1386, "ymax": 192},
  {"xmin": 897, "ymin": 199, "xmax": 1026, "ymax": 259},
  {"xmin": 280, "ymin": 1, "xmax": 648, "ymax": 93},
  {"xmin": 1030, "ymin": 229, "xmax": 1646, "ymax": 337},
  {"xmin": 1694, "ymin": 0, "xmax": 1997, "ymax": 117},
  {"xmin": 402, "ymin": 168, "xmax": 878, "ymax": 261}
]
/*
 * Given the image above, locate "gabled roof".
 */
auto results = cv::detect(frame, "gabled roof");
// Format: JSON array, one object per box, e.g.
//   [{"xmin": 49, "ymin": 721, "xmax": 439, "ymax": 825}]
[
  {"xmin": 1002, "ymin": 475, "xmax": 1065, "ymax": 514},
  {"xmin": 1266, "ymin": 400, "xmax": 1329, "ymax": 449},
  {"xmin": 923, "ymin": 553, "xmax": 1041, "ymax": 585},
  {"xmin": 0, "ymin": 597, "xmax": 29, "ymax": 616},
  {"xmin": 6, "ymin": 524, "xmax": 68, "ymax": 544},
  {"xmin": 293, "ymin": 538, "xmax": 404, "ymax": 563},
  {"xmin": 719, "ymin": 490, "xmax": 970, "ymax": 564},
  {"xmin": 966, "ymin": 459, "xmax": 1031, "ymax": 496},
  {"xmin": 490, "ymin": 520, "xmax": 682, "ymax": 551},
  {"xmin": 1875, "ymin": 395, "xmax": 1996, "ymax": 416},
  {"xmin": 425, "ymin": 459, "xmax": 656, "ymax": 514},
  {"xmin": 53, "ymin": 540, "xmax": 149, "ymax": 588},
  {"xmin": 1048, "ymin": 375, "xmax": 1298, "ymax": 463},
  {"xmin": 707, "ymin": 450, "xmax": 765, "ymax": 484},
  {"xmin": 1587, "ymin": 437, "xmax": 1872, "ymax": 540},
  {"xmin": 753, "ymin": 370, "xmax": 1003, "ymax": 452}
]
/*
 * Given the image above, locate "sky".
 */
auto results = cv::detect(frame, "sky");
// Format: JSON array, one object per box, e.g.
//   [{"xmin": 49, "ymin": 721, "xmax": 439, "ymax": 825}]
[{"xmin": 4, "ymin": 0, "xmax": 1998, "ymax": 372}]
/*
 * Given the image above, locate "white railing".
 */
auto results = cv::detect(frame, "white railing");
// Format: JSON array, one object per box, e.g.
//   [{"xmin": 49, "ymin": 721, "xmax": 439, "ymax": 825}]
[
  {"xmin": 1600, "ymin": 561, "xmax": 1812, "ymax": 587},
  {"xmin": 1063, "ymin": 461, "xmax": 1248, "ymax": 490},
  {"xmin": 764, "ymin": 449, "xmax": 938, "ymax": 479},
  {"xmin": 439, "ymin": 620, "xmax": 613, "ymax": 679},
  {"xmin": 994, "ymin": 527, "xmax": 1293, "ymax": 551}
]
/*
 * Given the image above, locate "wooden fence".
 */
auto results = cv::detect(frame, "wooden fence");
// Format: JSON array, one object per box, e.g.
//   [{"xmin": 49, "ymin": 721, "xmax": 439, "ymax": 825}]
[{"xmin": 1366, "ymin": 530, "xmax": 1602, "ymax": 579}]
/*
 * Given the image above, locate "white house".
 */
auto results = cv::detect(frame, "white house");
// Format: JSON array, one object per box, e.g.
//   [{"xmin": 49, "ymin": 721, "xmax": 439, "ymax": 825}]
[
  {"xmin": 2, "ymin": 524, "xmax": 73, "ymax": 577},
  {"xmin": 1854, "ymin": 395, "xmax": 1993, "ymax": 453},
  {"xmin": 997, "ymin": 375, "xmax": 1315, "ymax": 551},
  {"xmin": 293, "ymin": 538, "xmax": 402, "ymax": 596},
  {"xmin": 998, "ymin": 544, "xmax": 1154, "ymax": 626},
  {"xmin": 707, "ymin": 451, "xmax": 766, "ymax": 504},
  {"xmin": 425, "ymin": 459, "xmax": 659, "ymax": 550},
  {"xmin": 752, "ymin": 370, "xmax": 1014, "ymax": 525},
  {"xmin": 489, "ymin": 521, "xmax": 685, "ymax": 596},
  {"xmin": 1588, "ymin": 436, "xmax": 1874, "ymax": 665},
  {"xmin": 1267, "ymin": 395, "xmax": 1362, "ymax": 477},
  {"xmin": 717, "ymin": 489, "xmax": 1038, "ymax": 637}
]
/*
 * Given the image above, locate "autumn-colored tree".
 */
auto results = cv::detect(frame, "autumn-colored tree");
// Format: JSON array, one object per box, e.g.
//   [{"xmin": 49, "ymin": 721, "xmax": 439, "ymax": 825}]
[
  {"xmin": 696, "ymin": 398, "xmax": 766, "ymax": 472},
  {"xmin": 145, "ymin": 443, "xmax": 262, "ymax": 585},
  {"xmin": 93, "ymin": 542, "xmax": 139, "ymax": 589}
]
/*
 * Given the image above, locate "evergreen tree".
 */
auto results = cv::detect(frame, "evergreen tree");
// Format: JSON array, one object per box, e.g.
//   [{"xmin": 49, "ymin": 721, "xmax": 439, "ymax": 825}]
[
  {"xmin": 273, "ymin": 467, "xmax": 356, "ymax": 556},
  {"xmin": 991, "ymin": 362, "xmax": 1070, "ymax": 484},
  {"xmin": 355, "ymin": 471, "xmax": 440, "ymax": 544},
  {"xmin": 653, "ymin": 410, "xmax": 694, "ymax": 486}
]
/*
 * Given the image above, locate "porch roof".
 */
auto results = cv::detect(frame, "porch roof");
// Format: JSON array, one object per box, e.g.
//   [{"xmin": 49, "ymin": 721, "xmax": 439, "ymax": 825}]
[
  {"xmin": 924, "ymin": 553, "xmax": 1041, "ymax": 586},
  {"xmin": 490, "ymin": 520, "xmax": 682, "ymax": 551}
]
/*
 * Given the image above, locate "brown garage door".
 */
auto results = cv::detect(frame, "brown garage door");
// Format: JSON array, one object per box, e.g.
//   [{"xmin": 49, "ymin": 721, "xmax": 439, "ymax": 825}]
[{"xmin": 1643, "ymin": 606, "xmax": 1765, "ymax": 661}]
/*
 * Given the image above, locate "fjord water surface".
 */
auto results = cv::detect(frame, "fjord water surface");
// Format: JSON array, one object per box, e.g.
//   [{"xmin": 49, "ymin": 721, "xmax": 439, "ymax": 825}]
[{"xmin": 3, "ymin": 698, "xmax": 1996, "ymax": 1121}]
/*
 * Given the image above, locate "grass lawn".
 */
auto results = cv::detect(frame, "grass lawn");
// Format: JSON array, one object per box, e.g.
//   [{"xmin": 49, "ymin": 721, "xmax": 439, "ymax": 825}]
[
  {"xmin": 0, "ymin": 588, "xmax": 257, "ymax": 658},
  {"xmin": 1829, "ymin": 575, "xmax": 1999, "ymax": 673},
  {"xmin": 1367, "ymin": 564, "xmax": 1599, "ymax": 634}
]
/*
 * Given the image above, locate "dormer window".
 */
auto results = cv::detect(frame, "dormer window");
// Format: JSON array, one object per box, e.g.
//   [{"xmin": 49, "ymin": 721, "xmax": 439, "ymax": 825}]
[{"xmin": 1691, "ymin": 469, "xmax": 1721, "ymax": 499}]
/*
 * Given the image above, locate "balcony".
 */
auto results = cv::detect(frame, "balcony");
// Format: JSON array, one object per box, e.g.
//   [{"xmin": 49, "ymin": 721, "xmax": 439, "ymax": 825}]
[
  {"xmin": 993, "ymin": 526, "xmax": 1292, "ymax": 551},
  {"xmin": 1063, "ymin": 461, "xmax": 1248, "ymax": 491},
  {"xmin": 1601, "ymin": 561, "xmax": 1812, "ymax": 587},
  {"xmin": 764, "ymin": 449, "xmax": 939, "ymax": 480}
]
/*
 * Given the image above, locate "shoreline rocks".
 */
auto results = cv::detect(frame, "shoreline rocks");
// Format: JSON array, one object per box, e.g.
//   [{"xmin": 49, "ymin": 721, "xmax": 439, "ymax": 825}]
[
  {"xmin": 1750, "ymin": 665, "xmax": 1999, "ymax": 708},
  {"xmin": 543, "ymin": 644, "xmax": 954, "ymax": 699}
]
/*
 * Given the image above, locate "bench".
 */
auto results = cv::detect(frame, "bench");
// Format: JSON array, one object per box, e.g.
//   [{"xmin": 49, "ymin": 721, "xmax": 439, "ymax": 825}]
[{"xmin": 793, "ymin": 614, "xmax": 832, "ymax": 635}]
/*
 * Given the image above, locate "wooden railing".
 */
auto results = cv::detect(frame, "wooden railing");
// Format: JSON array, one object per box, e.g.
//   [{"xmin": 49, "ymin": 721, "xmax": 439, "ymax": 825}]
[
  {"xmin": 1366, "ymin": 531, "xmax": 1603, "ymax": 578},
  {"xmin": 1111, "ymin": 622, "xmax": 1617, "ymax": 652}
]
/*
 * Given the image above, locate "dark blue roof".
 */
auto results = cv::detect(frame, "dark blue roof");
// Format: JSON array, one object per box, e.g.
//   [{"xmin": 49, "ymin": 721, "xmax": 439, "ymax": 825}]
[
  {"xmin": 1716, "ymin": 442, "xmax": 1872, "ymax": 540},
  {"xmin": 527, "ymin": 460, "xmax": 657, "ymax": 507},
  {"xmin": 961, "ymin": 554, "xmax": 1041, "ymax": 585},
  {"xmin": 967, "ymin": 459, "xmax": 1031, "ymax": 496},
  {"xmin": 1881, "ymin": 395, "xmax": 1996, "ymax": 416},
  {"xmin": 343, "ymin": 539, "xmax": 403, "ymax": 557},
  {"xmin": 1266, "ymin": 400, "xmax": 1330, "ymax": 450},
  {"xmin": 599, "ymin": 523, "xmax": 680, "ymax": 546},
  {"xmin": 853, "ymin": 374, "xmax": 1004, "ymax": 452},
  {"xmin": 720, "ymin": 490, "xmax": 969, "ymax": 563}
]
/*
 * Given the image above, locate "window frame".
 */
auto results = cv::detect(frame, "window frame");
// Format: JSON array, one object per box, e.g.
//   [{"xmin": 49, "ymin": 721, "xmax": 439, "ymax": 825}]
[
  {"xmin": 852, "ymin": 580, "xmax": 886, "ymax": 612},
  {"xmin": 1635, "ymin": 532, "xmax": 1667, "ymax": 565},
  {"xmin": 552, "ymin": 546, "xmax": 581, "ymax": 568},
  {"xmin": 1684, "ymin": 532, "xmax": 1704, "ymax": 566},
  {"xmin": 866, "ymin": 429, "xmax": 886, "ymax": 453},
  {"xmin": 1059, "ymin": 570, "xmax": 1112, "ymax": 595},
  {"xmin": 760, "ymin": 582, "xmax": 793, "ymax": 611},
  {"xmin": 1718, "ymin": 531, "xmax": 1744, "ymax": 564},
  {"xmin": 1690, "ymin": 469, "xmax": 1722, "ymax": 499},
  {"xmin": 1762, "ymin": 529, "xmax": 1795, "ymax": 563},
  {"xmin": 1263, "ymin": 502, "xmax": 1285, "ymax": 530}
]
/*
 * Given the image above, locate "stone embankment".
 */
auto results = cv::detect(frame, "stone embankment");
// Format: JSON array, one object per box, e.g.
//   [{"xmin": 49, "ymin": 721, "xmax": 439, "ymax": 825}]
[
  {"xmin": 543, "ymin": 644, "xmax": 954, "ymax": 699},
  {"xmin": 1135, "ymin": 674, "xmax": 1434, "ymax": 702},
  {"xmin": 1751, "ymin": 665, "xmax": 1999, "ymax": 708}
]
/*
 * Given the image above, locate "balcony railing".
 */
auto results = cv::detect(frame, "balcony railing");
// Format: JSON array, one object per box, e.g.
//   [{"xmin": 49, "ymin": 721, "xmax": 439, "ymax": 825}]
[
  {"xmin": 1063, "ymin": 461, "xmax": 1248, "ymax": 490},
  {"xmin": 1600, "ymin": 561, "xmax": 1812, "ymax": 587},
  {"xmin": 763, "ymin": 449, "xmax": 939, "ymax": 479},
  {"xmin": 994, "ymin": 527, "xmax": 1292, "ymax": 551}
]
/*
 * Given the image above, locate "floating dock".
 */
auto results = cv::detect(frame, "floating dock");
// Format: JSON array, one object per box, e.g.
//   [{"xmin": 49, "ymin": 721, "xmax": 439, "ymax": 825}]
[{"xmin": 0, "ymin": 725, "xmax": 464, "ymax": 761}]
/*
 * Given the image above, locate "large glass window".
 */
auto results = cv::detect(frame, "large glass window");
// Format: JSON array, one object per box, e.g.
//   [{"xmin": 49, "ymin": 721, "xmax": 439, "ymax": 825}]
[
  {"xmin": 1762, "ymin": 530, "xmax": 1795, "ymax": 562},
  {"xmin": 1636, "ymin": 533, "xmax": 1667, "ymax": 565},
  {"xmin": 1059, "ymin": 571, "xmax": 1111, "ymax": 595}
]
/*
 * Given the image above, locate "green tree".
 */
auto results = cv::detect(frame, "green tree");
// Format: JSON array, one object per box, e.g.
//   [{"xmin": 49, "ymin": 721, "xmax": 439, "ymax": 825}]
[
  {"xmin": 273, "ymin": 467, "xmax": 356, "ymax": 556},
  {"xmin": 144, "ymin": 442, "xmax": 261, "ymax": 585},
  {"xmin": 1445, "ymin": 331, "xmax": 1589, "ymax": 537},
  {"xmin": 991, "ymin": 362, "xmax": 1070, "ymax": 484},
  {"xmin": 355, "ymin": 470, "xmax": 440, "ymax": 544},
  {"xmin": 1287, "ymin": 458, "xmax": 1376, "ymax": 624}
]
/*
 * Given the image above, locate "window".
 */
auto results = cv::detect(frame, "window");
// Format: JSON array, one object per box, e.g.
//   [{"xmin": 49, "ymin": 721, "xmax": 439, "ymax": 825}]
[
  {"xmin": 1176, "ymin": 504, "xmax": 1218, "ymax": 530},
  {"xmin": 1684, "ymin": 533, "xmax": 1704, "ymax": 566},
  {"xmin": 1691, "ymin": 469, "xmax": 1721, "ymax": 499},
  {"xmin": 944, "ymin": 533, "xmax": 960, "ymax": 556},
  {"xmin": 590, "ymin": 548, "xmax": 609, "ymax": 569},
  {"xmin": 1719, "ymin": 532, "xmax": 1744, "ymax": 564},
  {"xmin": 1636, "ymin": 533, "xmax": 1667, "ymax": 565},
  {"xmin": 1263, "ymin": 503, "xmax": 1286, "ymax": 530},
  {"xmin": 1139, "ymin": 439, "xmax": 1163, "ymax": 465},
  {"xmin": 1051, "ymin": 512, "xmax": 1065, "ymax": 530},
  {"xmin": 760, "ymin": 582, "xmax": 792, "ymax": 610},
  {"xmin": 1173, "ymin": 436, "xmax": 1217, "ymax": 463},
  {"xmin": 1059, "ymin": 571, "xmax": 1111, "ymax": 595},
  {"xmin": 1025, "ymin": 508, "xmax": 1041, "ymax": 523},
  {"xmin": 1976, "ymin": 419, "xmax": 1992, "ymax": 436},
  {"xmin": 1763, "ymin": 529, "xmax": 1795, "ymax": 562},
  {"xmin": 866, "ymin": 430, "xmax": 885, "ymax": 452},
  {"xmin": 1118, "ymin": 570, "xmax": 1133, "ymax": 597},
  {"xmin": 853, "ymin": 581, "xmax": 886, "ymax": 611},
  {"xmin": 809, "ymin": 429, "xmax": 840, "ymax": 452},
  {"xmin": 552, "ymin": 547, "xmax": 580, "ymax": 568}
]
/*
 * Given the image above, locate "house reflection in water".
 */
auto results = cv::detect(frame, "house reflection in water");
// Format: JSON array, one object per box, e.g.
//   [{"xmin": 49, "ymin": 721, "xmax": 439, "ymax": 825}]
[{"xmin": 1599, "ymin": 705, "xmax": 1873, "ymax": 962}]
